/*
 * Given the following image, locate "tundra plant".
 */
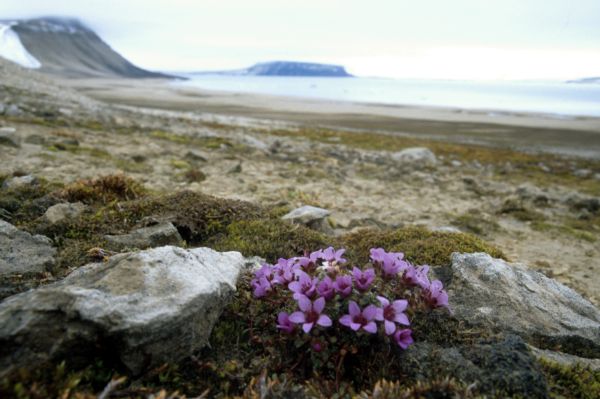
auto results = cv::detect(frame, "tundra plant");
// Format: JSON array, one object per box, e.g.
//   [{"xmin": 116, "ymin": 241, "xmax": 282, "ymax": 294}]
[{"xmin": 251, "ymin": 247, "xmax": 449, "ymax": 353}]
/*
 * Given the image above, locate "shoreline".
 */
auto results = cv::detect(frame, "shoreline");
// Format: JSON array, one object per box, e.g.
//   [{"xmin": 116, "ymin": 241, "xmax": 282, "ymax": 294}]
[{"xmin": 60, "ymin": 77, "xmax": 600, "ymax": 159}]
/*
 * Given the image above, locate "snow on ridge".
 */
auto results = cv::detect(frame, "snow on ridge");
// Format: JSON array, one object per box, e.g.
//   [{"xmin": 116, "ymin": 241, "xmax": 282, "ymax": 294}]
[{"xmin": 0, "ymin": 22, "xmax": 41, "ymax": 69}]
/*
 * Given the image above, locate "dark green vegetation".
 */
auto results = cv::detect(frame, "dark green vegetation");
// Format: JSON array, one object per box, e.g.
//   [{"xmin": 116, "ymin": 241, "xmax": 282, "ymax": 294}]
[{"xmin": 0, "ymin": 173, "xmax": 596, "ymax": 398}]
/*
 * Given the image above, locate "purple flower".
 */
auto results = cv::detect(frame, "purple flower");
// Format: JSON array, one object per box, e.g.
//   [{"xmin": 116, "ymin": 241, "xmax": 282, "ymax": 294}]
[
  {"xmin": 276, "ymin": 312, "xmax": 295, "ymax": 334},
  {"xmin": 352, "ymin": 267, "xmax": 375, "ymax": 292},
  {"xmin": 393, "ymin": 329, "xmax": 414, "ymax": 349},
  {"xmin": 289, "ymin": 295, "xmax": 332, "ymax": 333},
  {"xmin": 288, "ymin": 270, "xmax": 319, "ymax": 300},
  {"xmin": 423, "ymin": 280, "xmax": 449, "ymax": 308},
  {"xmin": 254, "ymin": 263, "xmax": 274, "ymax": 281},
  {"xmin": 251, "ymin": 277, "xmax": 272, "ymax": 298},
  {"xmin": 375, "ymin": 296, "xmax": 410, "ymax": 335},
  {"xmin": 402, "ymin": 264, "xmax": 429, "ymax": 288},
  {"xmin": 339, "ymin": 301, "xmax": 379, "ymax": 333},
  {"xmin": 272, "ymin": 258, "xmax": 297, "ymax": 285},
  {"xmin": 333, "ymin": 275, "xmax": 352, "ymax": 297},
  {"xmin": 317, "ymin": 276, "xmax": 336, "ymax": 300},
  {"xmin": 322, "ymin": 247, "xmax": 347, "ymax": 264},
  {"xmin": 369, "ymin": 248, "xmax": 387, "ymax": 264}
]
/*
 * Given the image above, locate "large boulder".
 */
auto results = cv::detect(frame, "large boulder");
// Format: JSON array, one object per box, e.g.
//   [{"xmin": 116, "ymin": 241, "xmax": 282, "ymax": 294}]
[
  {"xmin": 104, "ymin": 222, "xmax": 184, "ymax": 250},
  {"xmin": 0, "ymin": 246, "xmax": 250, "ymax": 376},
  {"xmin": 390, "ymin": 147, "xmax": 437, "ymax": 168},
  {"xmin": 0, "ymin": 220, "xmax": 56, "ymax": 276},
  {"xmin": 448, "ymin": 253, "xmax": 600, "ymax": 357}
]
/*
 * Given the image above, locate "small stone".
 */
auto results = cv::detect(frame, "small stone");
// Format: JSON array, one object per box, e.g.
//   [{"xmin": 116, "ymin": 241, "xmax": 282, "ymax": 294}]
[
  {"xmin": 43, "ymin": 202, "xmax": 86, "ymax": 225},
  {"xmin": 282, "ymin": 205, "xmax": 330, "ymax": 224},
  {"xmin": 450, "ymin": 160, "xmax": 462, "ymax": 167},
  {"xmin": 1, "ymin": 175, "xmax": 37, "ymax": 190},
  {"xmin": 185, "ymin": 150, "xmax": 208, "ymax": 162},
  {"xmin": 0, "ymin": 127, "xmax": 19, "ymax": 148},
  {"xmin": 228, "ymin": 163, "xmax": 242, "ymax": 174},
  {"xmin": 104, "ymin": 222, "xmax": 184, "ymax": 250},
  {"xmin": 0, "ymin": 220, "xmax": 56, "ymax": 276},
  {"xmin": 573, "ymin": 169, "xmax": 592, "ymax": 178},
  {"xmin": 391, "ymin": 147, "xmax": 437, "ymax": 168},
  {"xmin": 5, "ymin": 104, "xmax": 21, "ymax": 117}
]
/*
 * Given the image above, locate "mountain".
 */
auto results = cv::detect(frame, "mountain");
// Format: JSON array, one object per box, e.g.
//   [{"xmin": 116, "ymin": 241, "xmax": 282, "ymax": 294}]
[
  {"xmin": 567, "ymin": 76, "xmax": 600, "ymax": 84},
  {"xmin": 0, "ymin": 17, "xmax": 175, "ymax": 79},
  {"xmin": 196, "ymin": 61, "xmax": 353, "ymax": 77}
]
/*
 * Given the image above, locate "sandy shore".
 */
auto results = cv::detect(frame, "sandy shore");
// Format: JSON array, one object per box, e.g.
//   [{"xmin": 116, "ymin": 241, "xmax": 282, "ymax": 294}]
[{"xmin": 61, "ymin": 77, "xmax": 600, "ymax": 159}]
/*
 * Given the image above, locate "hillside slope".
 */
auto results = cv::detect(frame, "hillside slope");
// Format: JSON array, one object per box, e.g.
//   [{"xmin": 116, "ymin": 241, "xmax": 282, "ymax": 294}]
[{"xmin": 2, "ymin": 17, "xmax": 174, "ymax": 79}]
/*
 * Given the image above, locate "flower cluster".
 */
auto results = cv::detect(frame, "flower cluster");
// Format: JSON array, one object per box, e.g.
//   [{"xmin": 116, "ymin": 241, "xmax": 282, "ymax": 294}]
[{"xmin": 251, "ymin": 247, "xmax": 449, "ymax": 350}]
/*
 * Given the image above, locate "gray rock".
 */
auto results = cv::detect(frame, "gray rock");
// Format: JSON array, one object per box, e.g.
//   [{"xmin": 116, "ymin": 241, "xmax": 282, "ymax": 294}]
[
  {"xmin": 0, "ymin": 220, "xmax": 56, "ymax": 276},
  {"xmin": 5, "ymin": 104, "xmax": 21, "ymax": 117},
  {"xmin": 450, "ymin": 160, "xmax": 462, "ymax": 167},
  {"xmin": 24, "ymin": 135, "xmax": 47, "ymax": 145},
  {"xmin": 185, "ymin": 150, "xmax": 208, "ymax": 162},
  {"xmin": 433, "ymin": 226, "xmax": 462, "ymax": 233},
  {"xmin": 43, "ymin": 202, "xmax": 87, "ymax": 225},
  {"xmin": 240, "ymin": 134, "xmax": 268, "ymax": 151},
  {"xmin": 0, "ymin": 127, "xmax": 19, "ymax": 148},
  {"xmin": 0, "ymin": 103, "xmax": 5, "ymax": 114},
  {"xmin": 1, "ymin": 175, "xmax": 37, "ymax": 190},
  {"xmin": 404, "ymin": 335, "xmax": 548, "ymax": 397},
  {"xmin": 282, "ymin": 206, "xmax": 333, "ymax": 234},
  {"xmin": 448, "ymin": 253, "xmax": 600, "ymax": 356},
  {"xmin": 573, "ymin": 169, "xmax": 592, "ymax": 178},
  {"xmin": 104, "ymin": 222, "xmax": 184, "ymax": 250},
  {"xmin": 282, "ymin": 205, "xmax": 330, "ymax": 224},
  {"xmin": 0, "ymin": 246, "xmax": 250, "ymax": 376},
  {"xmin": 391, "ymin": 147, "xmax": 437, "ymax": 168},
  {"xmin": 529, "ymin": 346, "xmax": 600, "ymax": 371}
]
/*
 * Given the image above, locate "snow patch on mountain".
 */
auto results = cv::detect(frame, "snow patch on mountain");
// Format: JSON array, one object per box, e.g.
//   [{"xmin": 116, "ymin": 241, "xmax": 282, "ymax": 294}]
[{"xmin": 0, "ymin": 22, "xmax": 41, "ymax": 68}]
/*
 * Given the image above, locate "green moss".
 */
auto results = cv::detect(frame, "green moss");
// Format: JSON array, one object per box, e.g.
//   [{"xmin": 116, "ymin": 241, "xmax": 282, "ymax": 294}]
[
  {"xmin": 539, "ymin": 359, "xmax": 600, "ymax": 399},
  {"xmin": 341, "ymin": 226, "xmax": 506, "ymax": 267},
  {"xmin": 0, "ymin": 177, "xmax": 61, "ymax": 226},
  {"xmin": 170, "ymin": 159, "xmax": 191, "ymax": 169},
  {"xmin": 59, "ymin": 174, "xmax": 146, "ymax": 205},
  {"xmin": 149, "ymin": 129, "xmax": 192, "ymax": 144},
  {"xmin": 211, "ymin": 219, "xmax": 330, "ymax": 262}
]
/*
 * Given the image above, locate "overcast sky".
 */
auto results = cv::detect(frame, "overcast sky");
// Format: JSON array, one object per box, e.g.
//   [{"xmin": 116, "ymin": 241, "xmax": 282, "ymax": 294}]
[{"xmin": 1, "ymin": 0, "xmax": 599, "ymax": 80}]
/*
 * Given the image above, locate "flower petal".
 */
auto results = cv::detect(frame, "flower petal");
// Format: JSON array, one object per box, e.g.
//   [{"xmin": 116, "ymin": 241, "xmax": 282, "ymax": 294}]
[
  {"xmin": 377, "ymin": 296, "xmax": 390, "ymax": 307},
  {"xmin": 384, "ymin": 320, "xmax": 396, "ymax": 335},
  {"xmin": 363, "ymin": 305, "xmax": 378, "ymax": 320},
  {"xmin": 349, "ymin": 301, "xmax": 360, "ymax": 316},
  {"xmin": 350, "ymin": 322, "xmax": 362, "ymax": 331},
  {"xmin": 313, "ymin": 296, "xmax": 325, "ymax": 314},
  {"xmin": 288, "ymin": 311, "xmax": 306, "ymax": 324},
  {"xmin": 394, "ymin": 312, "xmax": 410, "ymax": 326},
  {"xmin": 317, "ymin": 314, "xmax": 332, "ymax": 327},
  {"xmin": 298, "ymin": 295, "xmax": 312, "ymax": 312},
  {"xmin": 288, "ymin": 281, "xmax": 301, "ymax": 293},
  {"xmin": 339, "ymin": 315, "xmax": 352, "ymax": 327},
  {"xmin": 363, "ymin": 321, "xmax": 377, "ymax": 334},
  {"xmin": 392, "ymin": 299, "xmax": 408, "ymax": 313},
  {"xmin": 303, "ymin": 322, "xmax": 314, "ymax": 333}
]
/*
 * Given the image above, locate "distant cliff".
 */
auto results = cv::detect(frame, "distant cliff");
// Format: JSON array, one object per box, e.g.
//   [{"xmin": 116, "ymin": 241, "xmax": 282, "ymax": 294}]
[
  {"xmin": 0, "ymin": 17, "xmax": 175, "ymax": 79},
  {"xmin": 196, "ymin": 61, "xmax": 352, "ymax": 77},
  {"xmin": 567, "ymin": 76, "xmax": 600, "ymax": 84}
]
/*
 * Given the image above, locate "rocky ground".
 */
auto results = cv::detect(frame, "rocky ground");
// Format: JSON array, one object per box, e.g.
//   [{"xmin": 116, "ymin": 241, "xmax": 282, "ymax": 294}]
[{"xmin": 1, "ymin": 58, "xmax": 600, "ymax": 397}]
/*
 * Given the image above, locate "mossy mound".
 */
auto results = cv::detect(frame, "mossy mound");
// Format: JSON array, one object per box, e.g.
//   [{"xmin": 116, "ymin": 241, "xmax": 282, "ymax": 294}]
[
  {"xmin": 539, "ymin": 359, "xmax": 600, "ymax": 399},
  {"xmin": 58, "ymin": 174, "xmax": 145, "ymax": 205},
  {"xmin": 210, "ymin": 219, "xmax": 329, "ymax": 263},
  {"xmin": 341, "ymin": 226, "xmax": 506, "ymax": 267}
]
